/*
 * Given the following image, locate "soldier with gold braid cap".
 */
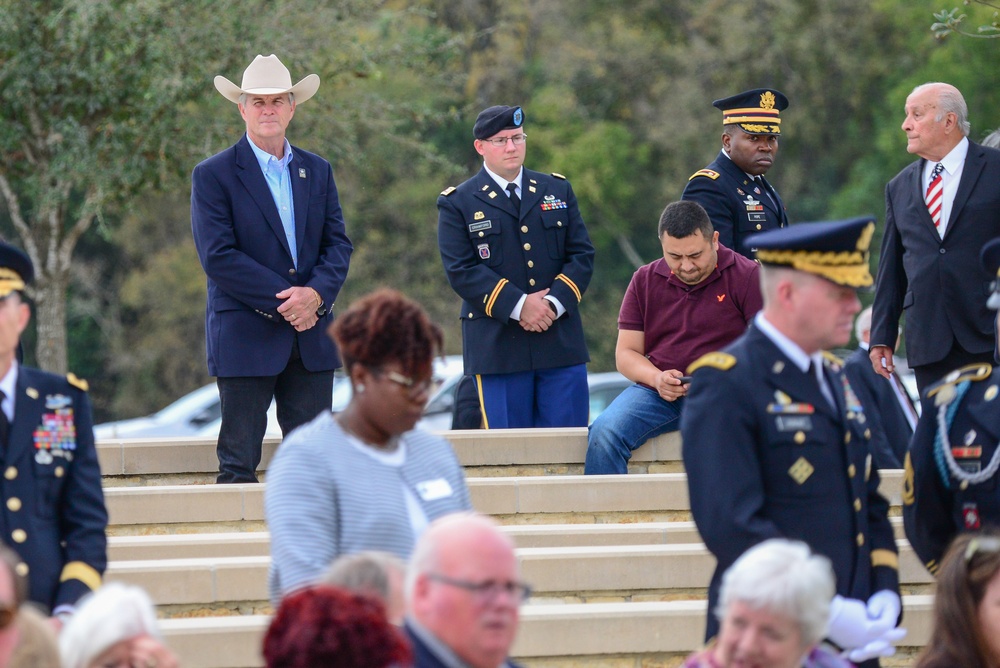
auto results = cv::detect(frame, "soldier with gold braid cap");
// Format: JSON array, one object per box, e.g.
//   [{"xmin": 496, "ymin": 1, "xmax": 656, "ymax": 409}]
[
  {"xmin": 904, "ymin": 237, "xmax": 1000, "ymax": 576},
  {"xmin": 0, "ymin": 243, "xmax": 106, "ymax": 626},
  {"xmin": 681, "ymin": 218, "xmax": 906, "ymax": 667}
]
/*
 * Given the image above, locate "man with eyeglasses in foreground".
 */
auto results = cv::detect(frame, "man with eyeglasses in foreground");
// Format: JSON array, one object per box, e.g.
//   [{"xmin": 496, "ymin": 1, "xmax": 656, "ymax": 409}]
[
  {"xmin": 903, "ymin": 237, "xmax": 1000, "ymax": 576},
  {"xmin": 405, "ymin": 513, "xmax": 527, "ymax": 668},
  {"xmin": 438, "ymin": 105, "xmax": 595, "ymax": 428}
]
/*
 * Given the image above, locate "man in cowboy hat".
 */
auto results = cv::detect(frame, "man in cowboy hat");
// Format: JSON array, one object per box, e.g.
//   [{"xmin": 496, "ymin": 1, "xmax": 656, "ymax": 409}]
[
  {"xmin": 0, "ymin": 243, "xmax": 107, "ymax": 623},
  {"xmin": 192, "ymin": 54, "xmax": 353, "ymax": 483}
]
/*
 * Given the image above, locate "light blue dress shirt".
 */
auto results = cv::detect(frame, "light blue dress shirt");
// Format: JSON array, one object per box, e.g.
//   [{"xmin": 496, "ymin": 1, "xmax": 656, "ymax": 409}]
[{"xmin": 247, "ymin": 134, "xmax": 297, "ymax": 267}]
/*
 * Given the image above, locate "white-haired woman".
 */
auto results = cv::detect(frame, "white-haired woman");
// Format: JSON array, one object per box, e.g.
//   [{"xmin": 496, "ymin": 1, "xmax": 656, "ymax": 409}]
[
  {"xmin": 59, "ymin": 582, "xmax": 178, "ymax": 668},
  {"xmin": 683, "ymin": 539, "xmax": 852, "ymax": 668}
]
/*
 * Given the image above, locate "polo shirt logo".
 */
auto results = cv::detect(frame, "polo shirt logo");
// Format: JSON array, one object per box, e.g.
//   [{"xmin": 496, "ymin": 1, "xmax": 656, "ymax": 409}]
[{"xmin": 717, "ymin": 294, "xmax": 726, "ymax": 302}]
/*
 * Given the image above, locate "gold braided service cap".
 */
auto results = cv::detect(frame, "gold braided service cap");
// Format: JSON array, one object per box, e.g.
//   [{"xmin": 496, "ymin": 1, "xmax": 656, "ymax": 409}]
[{"xmin": 749, "ymin": 217, "xmax": 876, "ymax": 288}]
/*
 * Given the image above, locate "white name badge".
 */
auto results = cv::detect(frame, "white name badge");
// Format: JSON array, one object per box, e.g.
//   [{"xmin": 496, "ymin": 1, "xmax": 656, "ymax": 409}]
[{"xmin": 416, "ymin": 478, "xmax": 454, "ymax": 501}]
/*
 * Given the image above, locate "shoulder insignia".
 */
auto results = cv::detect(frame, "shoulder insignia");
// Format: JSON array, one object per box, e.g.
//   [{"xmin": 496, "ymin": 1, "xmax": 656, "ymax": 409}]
[
  {"xmin": 551, "ymin": 172, "xmax": 566, "ymax": 180},
  {"xmin": 687, "ymin": 352, "xmax": 737, "ymax": 375},
  {"xmin": 927, "ymin": 363, "xmax": 992, "ymax": 404},
  {"xmin": 440, "ymin": 186, "xmax": 456, "ymax": 197},
  {"xmin": 821, "ymin": 350, "xmax": 843, "ymax": 370},
  {"xmin": 66, "ymin": 373, "xmax": 89, "ymax": 392},
  {"xmin": 688, "ymin": 169, "xmax": 720, "ymax": 181}
]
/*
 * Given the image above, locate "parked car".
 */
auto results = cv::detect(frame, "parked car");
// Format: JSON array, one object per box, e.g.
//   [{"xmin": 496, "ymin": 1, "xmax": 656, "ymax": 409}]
[{"xmin": 95, "ymin": 355, "xmax": 465, "ymax": 440}]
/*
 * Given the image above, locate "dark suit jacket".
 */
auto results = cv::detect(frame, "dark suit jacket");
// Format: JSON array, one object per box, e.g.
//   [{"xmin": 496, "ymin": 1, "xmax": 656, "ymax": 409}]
[
  {"xmin": 437, "ymin": 167, "xmax": 594, "ymax": 375},
  {"xmin": 871, "ymin": 141, "xmax": 1000, "ymax": 368},
  {"xmin": 2, "ymin": 367, "xmax": 107, "ymax": 612},
  {"xmin": 681, "ymin": 150, "xmax": 788, "ymax": 259},
  {"xmin": 843, "ymin": 347, "xmax": 914, "ymax": 469},
  {"xmin": 191, "ymin": 135, "xmax": 353, "ymax": 377},
  {"xmin": 404, "ymin": 621, "xmax": 522, "ymax": 668},
  {"xmin": 681, "ymin": 325, "xmax": 899, "ymax": 640}
]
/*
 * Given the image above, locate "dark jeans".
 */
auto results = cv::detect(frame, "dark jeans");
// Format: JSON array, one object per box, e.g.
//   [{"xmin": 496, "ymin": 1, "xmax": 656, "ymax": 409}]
[{"xmin": 216, "ymin": 340, "xmax": 334, "ymax": 483}]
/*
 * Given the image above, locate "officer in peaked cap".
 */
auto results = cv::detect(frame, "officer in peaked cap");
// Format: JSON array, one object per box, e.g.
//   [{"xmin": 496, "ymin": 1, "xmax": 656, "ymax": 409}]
[
  {"xmin": 681, "ymin": 218, "xmax": 906, "ymax": 665},
  {"xmin": 0, "ymin": 242, "xmax": 107, "ymax": 624},
  {"xmin": 682, "ymin": 88, "xmax": 790, "ymax": 260},
  {"xmin": 437, "ymin": 105, "xmax": 595, "ymax": 429},
  {"xmin": 904, "ymin": 237, "xmax": 1000, "ymax": 576}
]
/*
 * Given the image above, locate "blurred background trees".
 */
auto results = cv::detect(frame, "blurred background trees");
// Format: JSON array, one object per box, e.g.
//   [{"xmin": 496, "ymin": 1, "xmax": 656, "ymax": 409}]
[{"xmin": 1, "ymin": 0, "xmax": 998, "ymax": 420}]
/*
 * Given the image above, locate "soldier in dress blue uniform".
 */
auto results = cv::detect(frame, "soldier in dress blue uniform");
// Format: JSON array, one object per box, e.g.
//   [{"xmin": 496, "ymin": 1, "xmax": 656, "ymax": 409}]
[
  {"xmin": 0, "ymin": 243, "xmax": 107, "ymax": 623},
  {"xmin": 903, "ymin": 237, "xmax": 1000, "ymax": 575},
  {"xmin": 681, "ymin": 88, "xmax": 790, "ymax": 259},
  {"xmin": 437, "ymin": 106, "xmax": 595, "ymax": 428},
  {"xmin": 681, "ymin": 218, "xmax": 905, "ymax": 665}
]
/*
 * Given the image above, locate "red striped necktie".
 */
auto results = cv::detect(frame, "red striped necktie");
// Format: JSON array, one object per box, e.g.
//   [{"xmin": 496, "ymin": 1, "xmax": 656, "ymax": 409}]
[{"xmin": 925, "ymin": 162, "xmax": 944, "ymax": 228}]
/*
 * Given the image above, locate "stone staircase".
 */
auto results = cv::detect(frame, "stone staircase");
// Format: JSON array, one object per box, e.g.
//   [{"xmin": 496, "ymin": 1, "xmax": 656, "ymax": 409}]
[{"xmin": 96, "ymin": 430, "xmax": 929, "ymax": 668}]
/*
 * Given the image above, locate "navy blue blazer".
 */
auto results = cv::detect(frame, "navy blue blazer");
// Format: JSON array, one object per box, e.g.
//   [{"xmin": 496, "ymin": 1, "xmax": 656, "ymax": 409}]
[
  {"xmin": 681, "ymin": 150, "xmax": 788, "ymax": 259},
  {"xmin": 2, "ymin": 367, "xmax": 107, "ymax": 612},
  {"xmin": 404, "ymin": 621, "xmax": 523, "ymax": 668},
  {"xmin": 681, "ymin": 325, "xmax": 899, "ymax": 640},
  {"xmin": 871, "ymin": 142, "xmax": 1000, "ymax": 368},
  {"xmin": 843, "ymin": 347, "xmax": 914, "ymax": 470},
  {"xmin": 191, "ymin": 135, "xmax": 353, "ymax": 377},
  {"xmin": 437, "ymin": 167, "xmax": 593, "ymax": 375}
]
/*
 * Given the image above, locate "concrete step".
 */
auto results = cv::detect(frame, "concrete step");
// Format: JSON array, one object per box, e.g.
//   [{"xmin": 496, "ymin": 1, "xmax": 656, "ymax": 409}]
[
  {"xmin": 105, "ymin": 539, "xmax": 932, "ymax": 614},
  {"xmin": 105, "ymin": 470, "xmax": 905, "ymax": 534},
  {"xmin": 158, "ymin": 595, "xmax": 934, "ymax": 668},
  {"xmin": 97, "ymin": 429, "xmax": 682, "ymax": 485}
]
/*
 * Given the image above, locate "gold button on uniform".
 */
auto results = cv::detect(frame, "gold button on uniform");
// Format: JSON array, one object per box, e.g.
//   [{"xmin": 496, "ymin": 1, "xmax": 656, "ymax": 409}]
[
  {"xmin": 467, "ymin": 313, "xmax": 473, "ymax": 318},
  {"xmin": 529, "ymin": 279, "xmax": 536, "ymax": 286},
  {"xmin": 854, "ymin": 498, "xmax": 862, "ymax": 512},
  {"xmin": 527, "ymin": 261, "xmax": 534, "ymax": 268},
  {"xmin": 521, "ymin": 226, "xmax": 528, "ymax": 233},
  {"xmin": 6, "ymin": 498, "xmax": 20, "ymax": 512},
  {"xmin": 14, "ymin": 563, "xmax": 27, "ymax": 577},
  {"xmin": 479, "ymin": 231, "xmax": 485, "ymax": 237},
  {"xmin": 523, "ymin": 243, "xmax": 531, "ymax": 251},
  {"xmin": 557, "ymin": 221, "xmax": 563, "ymax": 227},
  {"xmin": 794, "ymin": 431, "xmax": 805, "ymax": 444},
  {"xmin": 4, "ymin": 467, "xmax": 15, "ymax": 481},
  {"xmin": 844, "ymin": 432, "xmax": 851, "ymax": 444},
  {"xmin": 864, "ymin": 429, "xmax": 871, "ymax": 439},
  {"xmin": 856, "ymin": 533, "xmax": 865, "ymax": 547},
  {"xmin": 55, "ymin": 467, "xmax": 65, "ymax": 478},
  {"xmin": 11, "ymin": 530, "xmax": 26, "ymax": 544},
  {"xmin": 756, "ymin": 224, "xmax": 762, "ymax": 230},
  {"xmin": 848, "ymin": 464, "xmax": 856, "ymax": 478}
]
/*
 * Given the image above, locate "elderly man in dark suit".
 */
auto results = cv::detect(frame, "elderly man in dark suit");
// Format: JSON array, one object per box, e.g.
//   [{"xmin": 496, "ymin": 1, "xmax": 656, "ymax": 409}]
[
  {"xmin": 192, "ymin": 54, "xmax": 353, "ymax": 483},
  {"xmin": 843, "ymin": 306, "xmax": 917, "ymax": 470},
  {"xmin": 870, "ymin": 82, "xmax": 1000, "ymax": 393},
  {"xmin": 0, "ymin": 244, "xmax": 106, "ymax": 625}
]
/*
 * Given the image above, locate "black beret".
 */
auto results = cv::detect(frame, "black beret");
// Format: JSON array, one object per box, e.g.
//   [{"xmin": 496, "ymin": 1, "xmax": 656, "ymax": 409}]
[
  {"xmin": 0, "ymin": 243, "xmax": 32, "ymax": 298},
  {"xmin": 473, "ymin": 105, "xmax": 524, "ymax": 140}
]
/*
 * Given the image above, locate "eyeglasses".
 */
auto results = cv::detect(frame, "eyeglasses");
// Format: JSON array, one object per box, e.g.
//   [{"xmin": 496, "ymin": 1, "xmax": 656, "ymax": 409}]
[
  {"xmin": 0, "ymin": 604, "xmax": 16, "ymax": 629},
  {"xmin": 428, "ymin": 573, "xmax": 532, "ymax": 602},
  {"xmin": 379, "ymin": 370, "xmax": 433, "ymax": 396},
  {"xmin": 964, "ymin": 536, "xmax": 1000, "ymax": 563},
  {"xmin": 481, "ymin": 133, "xmax": 527, "ymax": 147}
]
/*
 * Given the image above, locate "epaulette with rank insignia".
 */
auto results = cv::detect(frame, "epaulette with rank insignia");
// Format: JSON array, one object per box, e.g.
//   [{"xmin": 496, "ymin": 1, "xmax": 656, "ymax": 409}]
[
  {"xmin": 67, "ymin": 373, "xmax": 89, "ymax": 392},
  {"xmin": 688, "ymin": 169, "xmax": 720, "ymax": 181},
  {"xmin": 440, "ymin": 186, "xmax": 456, "ymax": 197},
  {"xmin": 686, "ymin": 352, "xmax": 737, "ymax": 375},
  {"xmin": 551, "ymin": 172, "xmax": 566, "ymax": 180},
  {"xmin": 926, "ymin": 363, "xmax": 992, "ymax": 406}
]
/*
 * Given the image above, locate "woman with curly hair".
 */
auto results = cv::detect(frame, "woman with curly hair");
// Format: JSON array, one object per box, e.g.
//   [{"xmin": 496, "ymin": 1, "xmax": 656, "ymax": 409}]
[
  {"xmin": 265, "ymin": 288, "xmax": 472, "ymax": 604},
  {"xmin": 264, "ymin": 586, "xmax": 410, "ymax": 668},
  {"xmin": 916, "ymin": 529, "xmax": 1000, "ymax": 668}
]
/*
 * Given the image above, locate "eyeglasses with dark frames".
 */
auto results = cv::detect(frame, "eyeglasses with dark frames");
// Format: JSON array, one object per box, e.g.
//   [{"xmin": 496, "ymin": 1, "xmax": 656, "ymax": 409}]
[
  {"xmin": 428, "ymin": 573, "xmax": 532, "ymax": 602},
  {"xmin": 481, "ymin": 133, "xmax": 527, "ymax": 147}
]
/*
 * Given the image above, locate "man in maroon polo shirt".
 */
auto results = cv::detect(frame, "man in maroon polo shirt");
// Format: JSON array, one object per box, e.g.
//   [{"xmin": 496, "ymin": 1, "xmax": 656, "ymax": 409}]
[{"xmin": 584, "ymin": 201, "xmax": 762, "ymax": 474}]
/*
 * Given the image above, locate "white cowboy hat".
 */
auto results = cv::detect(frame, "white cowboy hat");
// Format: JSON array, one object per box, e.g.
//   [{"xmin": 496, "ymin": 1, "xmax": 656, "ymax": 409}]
[{"xmin": 214, "ymin": 54, "xmax": 320, "ymax": 105}]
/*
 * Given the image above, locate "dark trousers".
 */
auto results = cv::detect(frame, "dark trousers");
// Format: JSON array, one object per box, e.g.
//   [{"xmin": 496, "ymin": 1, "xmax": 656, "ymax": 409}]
[
  {"xmin": 913, "ymin": 341, "xmax": 995, "ymax": 395},
  {"xmin": 216, "ymin": 339, "xmax": 333, "ymax": 483}
]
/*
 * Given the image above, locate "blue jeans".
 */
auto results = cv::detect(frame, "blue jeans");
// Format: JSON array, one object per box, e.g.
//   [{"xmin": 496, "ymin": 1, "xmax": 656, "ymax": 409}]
[
  {"xmin": 584, "ymin": 384, "xmax": 683, "ymax": 475},
  {"xmin": 216, "ymin": 340, "xmax": 333, "ymax": 483}
]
